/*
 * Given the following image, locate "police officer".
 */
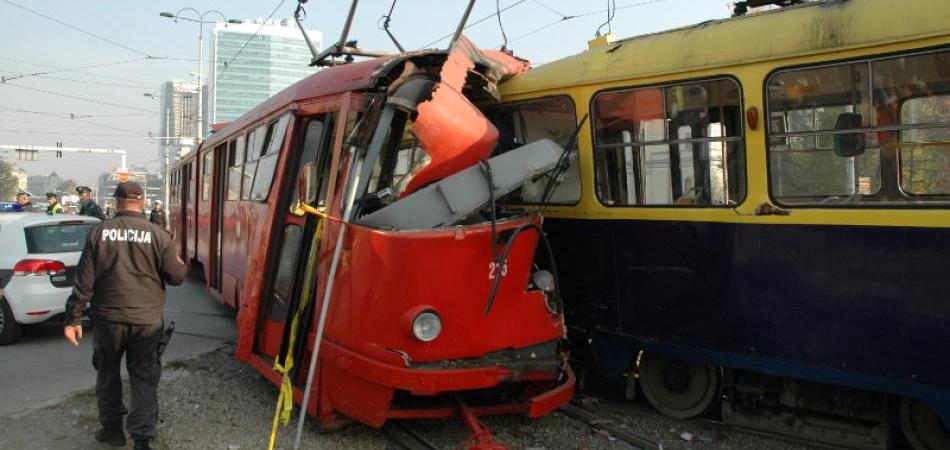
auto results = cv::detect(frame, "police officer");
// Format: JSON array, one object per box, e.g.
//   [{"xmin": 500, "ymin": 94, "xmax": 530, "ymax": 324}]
[
  {"xmin": 64, "ymin": 181, "xmax": 186, "ymax": 450},
  {"xmin": 149, "ymin": 200, "xmax": 167, "ymax": 229},
  {"xmin": 45, "ymin": 192, "xmax": 64, "ymax": 214},
  {"xmin": 15, "ymin": 191, "xmax": 35, "ymax": 212},
  {"xmin": 77, "ymin": 185, "xmax": 106, "ymax": 220}
]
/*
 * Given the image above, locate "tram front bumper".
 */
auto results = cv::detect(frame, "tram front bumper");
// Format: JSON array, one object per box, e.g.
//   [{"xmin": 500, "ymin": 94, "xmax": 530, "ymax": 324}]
[{"xmin": 321, "ymin": 339, "xmax": 575, "ymax": 422}]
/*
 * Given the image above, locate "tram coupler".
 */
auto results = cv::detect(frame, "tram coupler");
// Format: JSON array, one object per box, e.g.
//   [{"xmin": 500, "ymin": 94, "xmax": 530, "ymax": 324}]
[{"xmin": 455, "ymin": 395, "xmax": 508, "ymax": 450}]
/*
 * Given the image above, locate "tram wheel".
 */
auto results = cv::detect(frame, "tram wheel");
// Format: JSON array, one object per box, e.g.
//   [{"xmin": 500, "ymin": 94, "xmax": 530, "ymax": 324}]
[
  {"xmin": 638, "ymin": 352, "xmax": 722, "ymax": 419},
  {"xmin": 900, "ymin": 397, "xmax": 950, "ymax": 450}
]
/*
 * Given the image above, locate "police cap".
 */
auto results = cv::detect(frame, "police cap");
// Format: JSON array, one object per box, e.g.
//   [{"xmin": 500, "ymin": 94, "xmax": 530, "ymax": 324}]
[
  {"xmin": 46, "ymin": 192, "xmax": 57, "ymax": 199},
  {"xmin": 16, "ymin": 191, "xmax": 30, "ymax": 197},
  {"xmin": 113, "ymin": 181, "xmax": 144, "ymax": 199},
  {"xmin": 76, "ymin": 186, "xmax": 92, "ymax": 194}
]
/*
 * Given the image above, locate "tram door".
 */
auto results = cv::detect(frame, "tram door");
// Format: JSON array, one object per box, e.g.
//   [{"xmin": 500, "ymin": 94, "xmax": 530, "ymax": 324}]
[
  {"xmin": 256, "ymin": 114, "xmax": 334, "ymax": 359},
  {"xmin": 209, "ymin": 143, "xmax": 227, "ymax": 291},
  {"xmin": 179, "ymin": 162, "xmax": 192, "ymax": 261}
]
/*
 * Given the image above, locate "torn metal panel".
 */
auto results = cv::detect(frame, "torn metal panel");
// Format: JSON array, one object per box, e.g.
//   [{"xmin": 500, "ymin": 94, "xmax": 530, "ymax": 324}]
[
  {"xmin": 479, "ymin": 49, "xmax": 531, "ymax": 81},
  {"xmin": 356, "ymin": 138, "xmax": 564, "ymax": 230},
  {"xmin": 379, "ymin": 36, "xmax": 529, "ymax": 198},
  {"xmin": 402, "ymin": 37, "xmax": 499, "ymax": 196}
]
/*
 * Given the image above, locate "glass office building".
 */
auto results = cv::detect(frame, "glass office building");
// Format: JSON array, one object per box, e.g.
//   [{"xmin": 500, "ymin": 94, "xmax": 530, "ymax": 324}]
[{"xmin": 208, "ymin": 19, "xmax": 322, "ymax": 125}]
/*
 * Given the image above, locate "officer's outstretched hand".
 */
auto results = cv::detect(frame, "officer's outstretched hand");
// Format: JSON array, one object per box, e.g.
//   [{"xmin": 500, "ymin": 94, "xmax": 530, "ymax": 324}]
[{"xmin": 64, "ymin": 325, "xmax": 83, "ymax": 347}]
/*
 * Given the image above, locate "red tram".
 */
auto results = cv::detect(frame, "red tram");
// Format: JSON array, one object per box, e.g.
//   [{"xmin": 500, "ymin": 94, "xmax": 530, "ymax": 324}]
[{"xmin": 168, "ymin": 38, "xmax": 574, "ymax": 446}]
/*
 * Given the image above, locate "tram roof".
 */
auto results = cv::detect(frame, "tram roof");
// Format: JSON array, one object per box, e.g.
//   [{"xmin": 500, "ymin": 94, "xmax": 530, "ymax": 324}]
[
  {"xmin": 500, "ymin": 0, "xmax": 950, "ymax": 96},
  {"xmin": 201, "ymin": 57, "xmax": 389, "ymax": 149}
]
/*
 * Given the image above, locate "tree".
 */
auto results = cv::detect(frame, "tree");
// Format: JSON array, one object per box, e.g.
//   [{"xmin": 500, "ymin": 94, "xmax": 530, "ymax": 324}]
[
  {"xmin": 0, "ymin": 160, "xmax": 19, "ymax": 201},
  {"xmin": 57, "ymin": 179, "xmax": 78, "ymax": 193}
]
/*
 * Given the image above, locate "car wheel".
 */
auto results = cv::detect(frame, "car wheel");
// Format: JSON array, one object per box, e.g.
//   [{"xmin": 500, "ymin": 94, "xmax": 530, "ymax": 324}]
[{"xmin": 0, "ymin": 297, "xmax": 23, "ymax": 345}]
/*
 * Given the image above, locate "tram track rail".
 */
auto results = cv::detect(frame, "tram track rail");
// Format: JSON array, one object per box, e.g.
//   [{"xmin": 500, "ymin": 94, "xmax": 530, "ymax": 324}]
[
  {"xmin": 560, "ymin": 402, "xmax": 659, "ymax": 450},
  {"xmin": 383, "ymin": 420, "xmax": 440, "ymax": 450},
  {"xmin": 580, "ymin": 398, "xmax": 892, "ymax": 450},
  {"xmin": 383, "ymin": 398, "xmax": 874, "ymax": 450}
]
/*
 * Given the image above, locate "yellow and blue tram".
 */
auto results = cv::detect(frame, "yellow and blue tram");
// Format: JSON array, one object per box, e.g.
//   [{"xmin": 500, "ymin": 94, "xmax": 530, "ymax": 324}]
[{"xmin": 489, "ymin": 0, "xmax": 950, "ymax": 448}]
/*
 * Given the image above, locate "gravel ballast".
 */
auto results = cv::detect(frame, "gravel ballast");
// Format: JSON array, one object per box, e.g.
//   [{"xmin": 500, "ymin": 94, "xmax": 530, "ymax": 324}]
[{"xmin": 0, "ymin": 346, "xmax": 815, "ymax": 449}]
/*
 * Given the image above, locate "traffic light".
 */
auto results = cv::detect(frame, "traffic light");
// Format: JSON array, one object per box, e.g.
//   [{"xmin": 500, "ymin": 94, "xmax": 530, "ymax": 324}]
[{"xmin": 56, "ymin": 151, "xmax": 63, "ymax": 158}]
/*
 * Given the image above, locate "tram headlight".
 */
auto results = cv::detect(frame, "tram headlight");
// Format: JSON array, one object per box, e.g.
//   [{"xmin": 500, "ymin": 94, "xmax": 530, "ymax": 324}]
[{"xmin": 411, "ymin": 311, "xmax": 442, "ymax": 342}]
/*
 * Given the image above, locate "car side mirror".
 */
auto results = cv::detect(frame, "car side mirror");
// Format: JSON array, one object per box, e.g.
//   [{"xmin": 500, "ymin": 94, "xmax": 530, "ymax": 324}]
[{"xmin": 833, "ymin": 112, "xmax": 865, "ymax": 157}]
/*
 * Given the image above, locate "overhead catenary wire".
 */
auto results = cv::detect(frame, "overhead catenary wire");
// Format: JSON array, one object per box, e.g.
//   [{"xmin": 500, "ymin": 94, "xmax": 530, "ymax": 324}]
[
  {"xmin": 496, "ymin": 0, "xmax": 509, "ymax": 50},
  {"xmin": 378, "ymin": 0, "xmax": 405, "ymax": 52},
  {"xmin": 0, "ymin": 82, "xmax": 159, "ymax": 114},
  {"xmin": 0, "ymin": 0, "xmax": 156, "ymax": 58},
  {"xmin": 0, "ymin": 56, "xmax": 165, "ymax": 87},
  {"xmin": 0, "ymin": 127, "xmax": 143, "ymax": 138},
  {"xmin": 0, "ymin": 107, "xmax": 154, "ymax": 119},
  {"xmin": 531, "ymin": 0, "xmax": 572, "ymax": 19},
  {"xmin": 0, "ymin": 57, "xmax": 155, "ymax": 82},
  {"xmin": 595, "ymin": 0, "xmax": 617, "ymax": 36},
  {"xmin": 0, "ymin": 119, "xmax": 145, "ymax": 137},
  {"xmin": 418, "ymin": 0, "xmax": 530, "ymax": 49},
  {"xmin": 0, "ymin": 71, "xmax": 155, "ymax": 89},
  {"xmin": 505, "ymin": 0, "xmax": 674, "ymax": 46},
  {"xmin": 0, "ymin": 111, "xmax": 148, "ymax": 135}
]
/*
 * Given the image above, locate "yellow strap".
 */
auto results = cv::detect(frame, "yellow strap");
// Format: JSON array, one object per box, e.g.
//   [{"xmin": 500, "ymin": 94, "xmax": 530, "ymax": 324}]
[{"xmin": 267, "ymin": 216, "xmax": 325, "ymax": 450}]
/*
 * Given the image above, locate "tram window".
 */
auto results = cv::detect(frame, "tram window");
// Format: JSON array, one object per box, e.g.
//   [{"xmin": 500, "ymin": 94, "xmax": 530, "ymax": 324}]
[
  {"xmin": 767, "ymin": 49, "xmax": 950, "ymax": 205},
  {"xmin": 360, "ymin": 109, "xmax": 429, "ymax": 203},
  {"xmin": 242, "ymin": 126, "xmax": 265, "ymax": 201},
  {"xmin": 592, "ymin": 78, "xmax": 745, "ymax": 206},
  {"xmin": 202, "ymin": 151, "xmax": 213, "ymax": 201},
  {"xmin": 251, "ymin": 114, "xmax": 291, "ymax": 201},
  {"xmin": 227, "ymin": 135, "xmax": 245, "ymax": 201},
  {"xmin": 486, "ymin": 96, "xmax": 579, "ymax": 204},
  {"xmin": 293, "ymin": 116, "xmax": 331, "ymax": 206},
  {"xmin": 268, "ymin": 224, "xmax": 302, "ymax": 323},
  {"xmin": 900, "ymin": 95, "xmax": 950, "ymax": 195}
]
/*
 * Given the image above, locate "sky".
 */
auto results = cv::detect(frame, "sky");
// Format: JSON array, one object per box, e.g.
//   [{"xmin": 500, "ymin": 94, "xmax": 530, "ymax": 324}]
[{"xmin": 0, "ymin": 0, "xmax": 731, "ymax": 188}]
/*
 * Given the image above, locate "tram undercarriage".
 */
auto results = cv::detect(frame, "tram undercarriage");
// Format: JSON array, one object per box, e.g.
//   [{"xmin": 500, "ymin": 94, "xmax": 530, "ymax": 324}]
[{"xmin": 613, "ymin": 349, "xmax": 950, "ymax": 450}]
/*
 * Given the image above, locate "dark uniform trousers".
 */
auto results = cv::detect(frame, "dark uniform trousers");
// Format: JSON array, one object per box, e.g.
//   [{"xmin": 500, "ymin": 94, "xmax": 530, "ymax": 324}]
[{"xmin": 93, "ymin": 319, "xmax": 163, "ymax": 439}]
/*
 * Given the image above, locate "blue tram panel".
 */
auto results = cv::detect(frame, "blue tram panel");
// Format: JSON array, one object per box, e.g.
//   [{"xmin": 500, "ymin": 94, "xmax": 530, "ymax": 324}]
[{"xmin": 490, "ymin": 0, "xmax": 950, "ymax": 447}]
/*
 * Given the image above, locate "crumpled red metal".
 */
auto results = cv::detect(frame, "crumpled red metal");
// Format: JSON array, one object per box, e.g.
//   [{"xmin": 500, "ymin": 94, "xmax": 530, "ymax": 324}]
[{"xmin": 402, "ymin": 36, "xmax": 531, "ymax": 196}]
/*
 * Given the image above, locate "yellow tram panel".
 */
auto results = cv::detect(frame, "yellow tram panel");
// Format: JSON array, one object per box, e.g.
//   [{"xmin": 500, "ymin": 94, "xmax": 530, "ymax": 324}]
[{"xmin": 500, "ymin": 0, "xmax": 950, "ymax": 228}]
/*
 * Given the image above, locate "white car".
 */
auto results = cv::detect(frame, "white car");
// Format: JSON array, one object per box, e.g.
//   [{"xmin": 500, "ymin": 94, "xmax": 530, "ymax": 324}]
[{"xmin": 0, "ymin": 213, "xmax": 99, "ymax": 344}]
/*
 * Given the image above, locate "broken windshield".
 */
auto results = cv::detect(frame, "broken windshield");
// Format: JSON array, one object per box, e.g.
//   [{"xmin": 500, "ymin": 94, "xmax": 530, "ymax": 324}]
[{"xmin": 486, "ymin": 96, "xmax": 580, "ymax": 204}]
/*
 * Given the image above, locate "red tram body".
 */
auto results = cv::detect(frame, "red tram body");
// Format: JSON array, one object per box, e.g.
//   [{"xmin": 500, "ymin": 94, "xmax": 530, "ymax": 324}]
[{"xmin": 168, "ymin": 40, "xmax": 574, "ymax": 443}]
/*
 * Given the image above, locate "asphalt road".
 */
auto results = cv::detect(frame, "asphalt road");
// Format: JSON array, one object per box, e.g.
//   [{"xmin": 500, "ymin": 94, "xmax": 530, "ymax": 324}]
[{"xmin": 0, "ymin": 273, "xmax": 235, "ymax": 417}]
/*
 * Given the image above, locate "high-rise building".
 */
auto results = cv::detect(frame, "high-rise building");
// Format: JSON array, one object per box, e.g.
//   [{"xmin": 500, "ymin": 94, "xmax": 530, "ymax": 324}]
[
  {"xmin": 208, "ymin": 19, "xmax": 322, "ymax": 125},
  {"xmin": 158, "ymin": 80, "xmax": 200, "ymax": 145},
  {"xmin": 156, "ymin": 80, "xmax": 201, "ymax": 204}
]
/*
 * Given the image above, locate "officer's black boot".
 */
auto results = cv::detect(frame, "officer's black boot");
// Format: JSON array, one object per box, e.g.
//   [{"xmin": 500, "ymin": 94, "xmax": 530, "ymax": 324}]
[
  {"xmin": 132, "ymin": 437, "xmax": 152, "ymax": 450},
  {"xmin": 94, "ymin": 426, "xmax": 127, "ymax": 447}
]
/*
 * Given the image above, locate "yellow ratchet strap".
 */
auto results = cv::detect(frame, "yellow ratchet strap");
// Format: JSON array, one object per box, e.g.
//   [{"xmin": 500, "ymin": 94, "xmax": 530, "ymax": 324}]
[{"xmin": 267, "ymin": 216, "xmax": 324, "ymax": 450}]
